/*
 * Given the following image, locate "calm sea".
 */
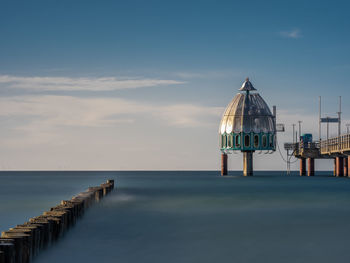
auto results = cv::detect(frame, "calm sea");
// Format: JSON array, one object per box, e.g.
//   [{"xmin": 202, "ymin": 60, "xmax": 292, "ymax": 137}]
[{"xmin": 1, "ymin": 171, "xmax": 350, "ymax": 263}]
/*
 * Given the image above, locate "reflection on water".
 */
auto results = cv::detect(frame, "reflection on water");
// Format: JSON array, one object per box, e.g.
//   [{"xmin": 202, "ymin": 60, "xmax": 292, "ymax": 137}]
[{"xmin": 1, "ymin": 171, "xmax": 350, "ymax": 263}]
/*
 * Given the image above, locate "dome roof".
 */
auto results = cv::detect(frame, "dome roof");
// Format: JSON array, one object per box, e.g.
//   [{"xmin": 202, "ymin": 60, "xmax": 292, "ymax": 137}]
[{"xmin": 219, "ymin": 79, "xmax": 275, "ymax": 135}]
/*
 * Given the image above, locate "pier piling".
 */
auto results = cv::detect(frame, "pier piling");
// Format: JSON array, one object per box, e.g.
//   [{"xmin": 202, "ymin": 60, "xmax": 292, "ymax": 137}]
[
  {"xmin": 336, "ymin": 157, "xmax": 344, "ymax": 177},
  {"xmin": 344, "ymin": 157, "xmax": 349, "ymax": 177},
  {"xmin": 221, "ymin": 153, "xmax": 228, "ymax": 176},
  {"xmin": 307, "ymin": 158, "xmax": 315, "ymax": 176},
  {"xmin": 243, "ymin": 151, "xmax": 253, "ymax": 176},
  {"xmin": 300, "ymin": 158, "xmax": 306, "ymax": 176},
  {"xmin": 0, "ymin": 179, "xmax": 115, "ymax": 263}
]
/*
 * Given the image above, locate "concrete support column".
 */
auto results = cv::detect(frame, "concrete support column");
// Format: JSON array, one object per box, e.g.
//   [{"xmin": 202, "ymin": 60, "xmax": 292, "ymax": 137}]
[
  {"xmin": 221, "ymin": 153, "xmax": 228, "ymax": 176},
  {"xmin": 243, "ymin": 151, "xmax": 253, "ymax": 176},
  {"xmin": 307, "ymin": 158, "xmax": 315, "ymax": 176},
  {"xmin": 300, "ymin": 158, "xmax": 306, "ymax": 176},
  {"xmin": 336, "ymin": 157, "xmax": 344, "ymax": 177},
  {"xmin": 344, "ymin": 157, "xmax": 349, "ymax": 177}
]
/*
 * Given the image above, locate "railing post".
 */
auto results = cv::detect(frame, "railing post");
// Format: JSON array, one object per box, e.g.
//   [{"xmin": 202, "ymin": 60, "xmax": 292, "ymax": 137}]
[{"xmin": 327, "ymin": 139, "xmax": 329, "ymax": 154}]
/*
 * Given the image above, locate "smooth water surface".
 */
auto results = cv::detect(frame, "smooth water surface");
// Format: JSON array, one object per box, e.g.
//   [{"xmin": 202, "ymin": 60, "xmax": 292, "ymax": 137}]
[{"xmin": 1, "ymin": 171, "xmax": 350, "ymax": 263}]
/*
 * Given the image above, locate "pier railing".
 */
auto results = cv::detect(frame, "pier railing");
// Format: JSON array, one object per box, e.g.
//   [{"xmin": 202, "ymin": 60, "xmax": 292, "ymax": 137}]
[
  {"xmin": 320, "ymin": 134, "xmax": 350, "ymax": 155},
  {"xmin": 285, "ymin": 134, "xmax": 350, "ymax": 158},
  {"xmin": 284, "ymin": 133, "xmax": 350, "ymax": 159}
]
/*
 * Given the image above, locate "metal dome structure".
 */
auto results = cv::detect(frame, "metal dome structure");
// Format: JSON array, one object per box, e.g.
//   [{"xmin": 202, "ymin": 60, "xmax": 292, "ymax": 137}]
[{"xmin": 219, "ymin": 78, "xmax": 276, "ymax": 176}]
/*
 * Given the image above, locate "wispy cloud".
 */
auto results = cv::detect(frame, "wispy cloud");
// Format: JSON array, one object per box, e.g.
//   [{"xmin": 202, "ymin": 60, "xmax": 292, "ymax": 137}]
[
  {"xmin": 175, "ymin": 72, "xmax": 212, "ymax": 79},
  {"xmin": 174, "ymin": 69, "xmax": 244, "ymax": 79},
  {"xmin": 156, "ymin": 104, "xmax": 223, "ymax": 127},
  {"xmin": 0, "ymin": 75, "xmax": 184, "ymax": 91},
  {"xmin": 0, "ymin": 95, "xmax": 222, "ymax": 132},
  {"xmin": 279, "ymin": 29, "xmax": 302, "ymax": 39}
]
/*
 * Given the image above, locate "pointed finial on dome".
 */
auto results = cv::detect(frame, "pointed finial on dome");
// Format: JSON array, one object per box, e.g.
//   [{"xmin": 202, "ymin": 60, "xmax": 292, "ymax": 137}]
[{"xmin": 239, "ymin": 77, "xmax": 257, "ymax": 91}]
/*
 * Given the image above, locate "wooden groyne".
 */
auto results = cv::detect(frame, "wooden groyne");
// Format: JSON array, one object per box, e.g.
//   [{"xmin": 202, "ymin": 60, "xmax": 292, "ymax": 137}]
[{"xmin": 0, "ymin": 179, "xmax": 115, "ymax": 263}]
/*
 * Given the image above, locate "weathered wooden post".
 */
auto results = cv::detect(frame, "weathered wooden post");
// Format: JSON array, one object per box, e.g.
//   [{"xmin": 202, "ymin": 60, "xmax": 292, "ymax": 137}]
[
  {"xmin": 28, "ymin": 219, "xmax": 51, "ymax": 247},
  {"xmin": 1, "ymin": 237, "xmax": 21, "ymax": 263},
  {"xmin": 0, "ymin": 179, "xmax": 115, "ymax": 262},
  {"xmin": 41, "ymin": 214, "xmax": 65, "ymax": 239},
  {"xmin": 87, "ymin": 187, "xmax": 104, "ymax": 202},
  {"xmin": 8, "ymin": 227, "xmax": 37, "ymax": 260},
  {"xmin": 1, "ymin": 232, "xmax": 30, "ymax": 263},
  {"xmin": 14, "ymin": 225, "xmax": 40, "ymax": 257},
  {"xmin": 18, "ymin": 223, "xmax": 46, "ymax": 252},
  {"xmin": 107, "ymin": 179, "xmax": 114, "ymax": 188},
  {"xmin": 0, "ymin": 239, "xmax": 15, "ymax": 263}
]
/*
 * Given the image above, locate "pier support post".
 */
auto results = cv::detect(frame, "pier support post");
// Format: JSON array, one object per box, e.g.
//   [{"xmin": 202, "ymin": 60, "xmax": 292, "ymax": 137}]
[
  {"xmin": 307, "ymin": 158, "xmax": 315, "ymax": 176},
  {"xmin": 300, "ymin": 158, "xmax": 306, "ymax": 176},
  {"xmin": 334, "ymin": 158, "xmax": 337, "ymax": 176},
  {"xmin": 221, "ymin": 153, "xmax": 228, "ymax": 176},
  {"xmin": 336, "ymin": 157, "xmax": 344, "ymax": 177},
  {"xmin": 243, "ymin": 151, "xmax": 253, "ymax": 176},
  {"xmin": 344, "ymin": 157, "xmax": 349, "ymax": 177}
]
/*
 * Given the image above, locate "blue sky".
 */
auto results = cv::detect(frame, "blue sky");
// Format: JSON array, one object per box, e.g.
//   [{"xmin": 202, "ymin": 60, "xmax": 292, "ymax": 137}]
[{"xmin": 0, "ymin": 0, "xmax": 349, "ymax": 170}]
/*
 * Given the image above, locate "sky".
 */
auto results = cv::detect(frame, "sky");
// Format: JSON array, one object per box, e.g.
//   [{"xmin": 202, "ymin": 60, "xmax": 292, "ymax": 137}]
[{"xmin": 0, "ymin": 0, "xmax": 349, "ymax": 170}]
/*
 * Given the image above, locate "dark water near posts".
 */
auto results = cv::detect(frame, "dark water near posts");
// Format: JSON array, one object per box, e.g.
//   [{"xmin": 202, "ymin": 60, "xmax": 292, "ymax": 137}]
[{"xmin": 1, "ymin": 171, "xmax": 350, "ymax": 263}]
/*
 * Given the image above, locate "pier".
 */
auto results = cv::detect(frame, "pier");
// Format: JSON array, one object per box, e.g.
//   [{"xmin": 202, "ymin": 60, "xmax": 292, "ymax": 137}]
[
  {"xmin": 282, "ymin": 96, "xmax": 350, "ymax": 176},
  {"xmin": 285, "ymin": 134, "xmax": 350, "ymax": 176},
  {"xmin": 0, "ymin": 179, "xmax": 114, "ymax": 263}
]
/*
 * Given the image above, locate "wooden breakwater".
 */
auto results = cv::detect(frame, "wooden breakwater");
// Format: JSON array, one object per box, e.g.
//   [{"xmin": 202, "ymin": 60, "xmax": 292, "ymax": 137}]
[{"xmin": 0, "ymin": 179, "xmax": 115, "ymax": 263}]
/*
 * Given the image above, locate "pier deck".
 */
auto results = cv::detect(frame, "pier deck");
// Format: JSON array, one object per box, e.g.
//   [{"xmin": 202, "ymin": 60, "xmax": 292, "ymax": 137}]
[{"xmin": 284, "ymin": 134, "xmax": 350, "ymax": 176}]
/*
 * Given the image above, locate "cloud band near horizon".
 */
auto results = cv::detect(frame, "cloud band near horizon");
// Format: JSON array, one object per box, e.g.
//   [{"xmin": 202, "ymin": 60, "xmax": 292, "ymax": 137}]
[{"xmin": 0, "ymin": 75, "xmax": 184, "ymax": 91}]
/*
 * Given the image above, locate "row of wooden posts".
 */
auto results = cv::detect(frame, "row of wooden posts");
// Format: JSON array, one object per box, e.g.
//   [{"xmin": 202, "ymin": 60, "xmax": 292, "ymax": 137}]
[
  {"xmin": 299, "ymin": 157, "xmax": 350, "ymax": 177},
  {"xmin": 0, "ymin": 179, "xmax": 115, "ymax": 263}
]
